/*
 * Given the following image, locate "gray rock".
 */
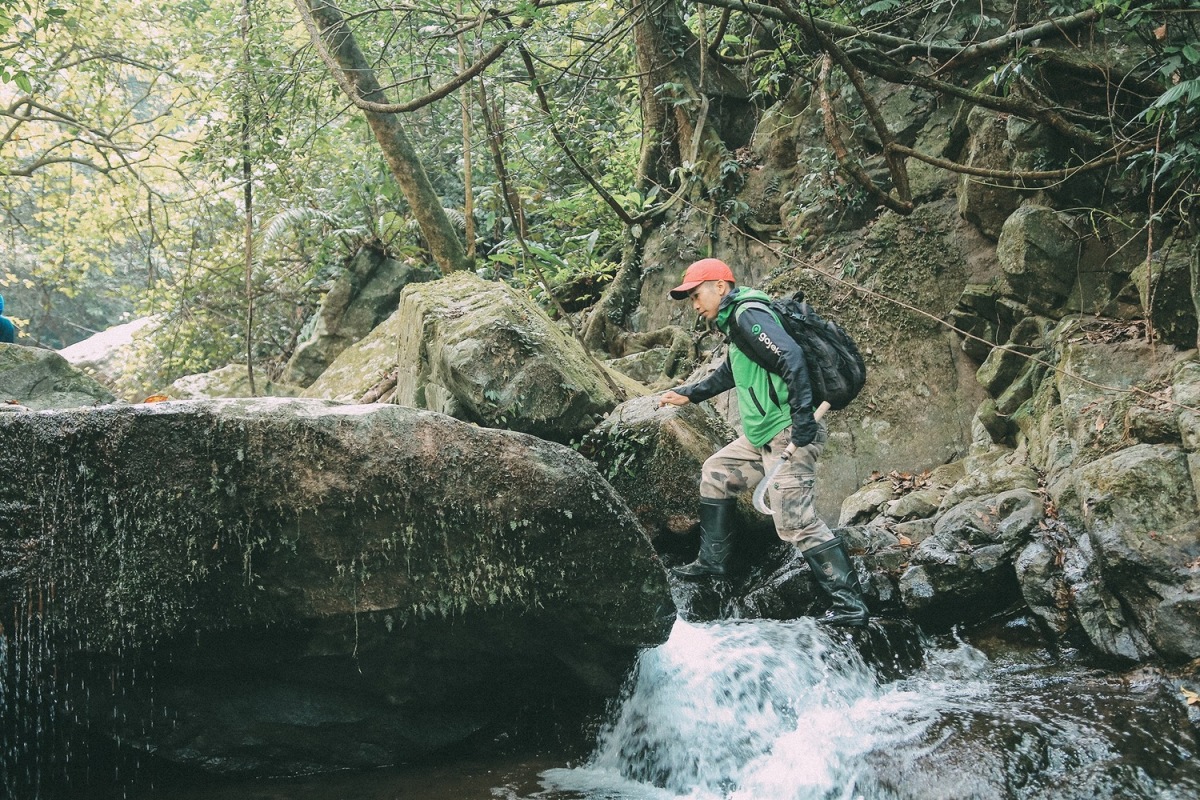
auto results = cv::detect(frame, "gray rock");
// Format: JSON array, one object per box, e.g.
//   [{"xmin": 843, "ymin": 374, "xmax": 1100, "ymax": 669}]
[
  {"xmin": 1073, "ymin": 443, "xmax": 1200, "ymax": 659},
  {"xmin": 901, "ymin": 489, "xmax": 1043, "ymax": 621},
  {"xmin": 283, "ymin": 246, "xmax": 439, "ymax": 387},
  {"xmin": 1126, "ymin": 404, "xmax": 1180, "ymax": 444},
  {"xmin": 976, "ymin": 345, "xmax": 1028, "ymax": 396},
  {"xmin": 957, "ymin": 108, "xmax": 1024, "ymax": 239},
  {"xmin": 1014, "ymin": 538, "xmax": 1071, "ymax": 635},
  {"xmin": 605, "ymin": 347, "xmax": 671, "ymax": 386},
  {"xmin": 166, "ymin": 363, "xmax": 302, "ymax": 400},
  {"xmin": 940, "ymin": 457, "xmax": 1039, "ymax": 511},
  {"xmin": 996, "ymin": 205, "xmax": 1081, "ymax": 310},
  {"xmin": 839, "ymin": 480, "xmax": 896, "ymax": 526},
  {"xmin": 0, "ymin": 399, "xmax": 672, "ymax": 774},
  {"xmin": 892, "ymin": 517, "xmax": 935, "ymax": 546},
  {"xmin": 1063, "ymin": 532, "xmax": 1155, "ymax": 661},
  {"xmin": 0, "ymin": 343, "xmax": 117, "ymax": 409},
  {"xmin": 887, "ymin": 488, "xmax": 942, "ymax": 521},
  {"xmin": 57, "ymin": 314, "xmax": 164, "ymax": 401},
  {"xmin": 1131, "ymin": 245, "xmax": 1197, "ymax": 350},
  {"xmin": 581, "ymin": 394, "xmax": 740, "ymax": 545},
  {"xmin": 304, "ymin": 272, "xmax": 642, "ymax": 444},
  {"xmin": 975, "ymin": 397, "xmax": 1015, "ymax": 444}
]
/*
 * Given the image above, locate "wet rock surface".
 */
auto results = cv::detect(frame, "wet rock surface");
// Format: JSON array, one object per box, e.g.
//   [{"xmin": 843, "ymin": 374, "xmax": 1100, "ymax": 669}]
[{"xmin": 0, "ymin": 399, "xmax": 673, "ymax": 775}]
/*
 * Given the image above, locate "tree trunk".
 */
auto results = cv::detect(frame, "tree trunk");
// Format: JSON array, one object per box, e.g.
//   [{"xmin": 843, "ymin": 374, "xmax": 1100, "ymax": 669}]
[
  {"xmin": 305, "ymin": 0, "xmax": 468, "ymax": 275},
  {"xmin": 583, "ymin": 0, "xmax": 749, "ymax": 352}
]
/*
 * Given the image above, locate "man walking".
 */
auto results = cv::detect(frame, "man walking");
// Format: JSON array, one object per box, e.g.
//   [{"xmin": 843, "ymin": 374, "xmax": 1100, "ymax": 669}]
[{"xmin": 657, "ymin": 258, "xmax": 868, "ymax": 627}]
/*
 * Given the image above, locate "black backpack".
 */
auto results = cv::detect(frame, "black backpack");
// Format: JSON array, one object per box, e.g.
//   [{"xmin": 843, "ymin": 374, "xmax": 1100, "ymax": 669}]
[{"xmin": 733, "ymin": 292, "xmax": 867, "ymax": 411}]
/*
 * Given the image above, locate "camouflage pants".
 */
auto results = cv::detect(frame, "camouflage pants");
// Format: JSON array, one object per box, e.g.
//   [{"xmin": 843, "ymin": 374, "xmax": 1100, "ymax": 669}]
[{"xmin": 699, "ymin": 423, "xmax": 834, "ymax": 550}]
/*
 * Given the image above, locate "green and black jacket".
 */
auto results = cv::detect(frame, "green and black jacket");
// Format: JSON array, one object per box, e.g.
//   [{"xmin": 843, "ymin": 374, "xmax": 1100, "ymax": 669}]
[{"xmin": 676, "ymin": 287, "xmax": 817, "ymax": 448}]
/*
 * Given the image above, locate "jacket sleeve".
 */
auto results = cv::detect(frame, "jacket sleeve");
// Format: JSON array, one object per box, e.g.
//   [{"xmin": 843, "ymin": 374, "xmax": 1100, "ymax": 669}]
[
  {"xmin": 675, "ymin": 357, "xmax": 735, "ymax": 403},
  {"xmin": 731, "ymin": 303, "xmax": 818, "ymax": 447}
]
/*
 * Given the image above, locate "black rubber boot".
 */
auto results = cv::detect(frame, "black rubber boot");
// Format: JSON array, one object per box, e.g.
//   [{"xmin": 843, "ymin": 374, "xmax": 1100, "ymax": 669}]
[
  {"xmin": 672, "ymin": 497, "xmax": 737, "ymax": 579},
  {"xmin": 803, "ymin": 536, "xmax": 869, "ymax": 627}
]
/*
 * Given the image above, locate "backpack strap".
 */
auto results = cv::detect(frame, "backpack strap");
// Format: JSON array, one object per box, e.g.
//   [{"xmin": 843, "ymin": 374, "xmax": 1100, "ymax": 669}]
[{"xmin": 727, "ymin": 298, "xmax": 782, "ymax": 373}]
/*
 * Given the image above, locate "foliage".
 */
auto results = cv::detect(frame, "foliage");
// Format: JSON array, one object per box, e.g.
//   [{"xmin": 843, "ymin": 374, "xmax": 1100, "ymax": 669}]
[{"xmin": 5, "ymin": 0, "xmax": 1200, "ymax": 377}]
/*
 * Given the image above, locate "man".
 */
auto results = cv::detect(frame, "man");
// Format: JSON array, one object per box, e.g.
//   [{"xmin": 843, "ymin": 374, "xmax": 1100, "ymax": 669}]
[
  {"xmin": 0, "ymin": 295, "xmax": 15, "ymax": 344},
  {"xmin": 657, "ymin": 258, "xmax": 868, "ymax": 627}
]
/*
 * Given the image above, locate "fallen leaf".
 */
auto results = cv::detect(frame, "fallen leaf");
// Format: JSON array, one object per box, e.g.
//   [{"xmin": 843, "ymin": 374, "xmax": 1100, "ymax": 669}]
[
  {"xmin": 143, "ymin": 394, "xmax": 170, "ymax": 403},
  {"xmin": 897, "ymin": 534, "xmax": 913, "ymax": 547},
  {"xmin": 1182, "ymin": 687, "xmax": 1200, "ymax": 707},
  {"xmin": 1155, "ymin": 23, "xmax": 1168, "ymax": 41}
]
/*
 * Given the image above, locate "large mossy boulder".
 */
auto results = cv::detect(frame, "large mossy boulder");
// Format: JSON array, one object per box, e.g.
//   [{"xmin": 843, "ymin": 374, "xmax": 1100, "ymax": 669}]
[
  {"xmin": 580, "ymin": 394, "xmax": 746, "ymax": 552},
  {"xmin": 0, "ymin": 343, "xmax": 117, "ymax": 409},
  {"xmin": 1131, "ymin": 244, "xmax": 1199, "ymax": 350},
  {"xmin": 957, "ymin": 108, "xmax": 1036, "ymax": 239},
  {"xmin": 1072, "ymin": 444, "xmax": 1200, "ymax": 660},
  {"xmin": 0, "ymin": 399, "xmax": 673, "ymax": 775},
  {"xmin": 304, "ymin": 272, "xmax": 641, "ymax": 444},
  {"xmin": 282, "ymin": 245, "xmax": 440, "ymax": 387}
]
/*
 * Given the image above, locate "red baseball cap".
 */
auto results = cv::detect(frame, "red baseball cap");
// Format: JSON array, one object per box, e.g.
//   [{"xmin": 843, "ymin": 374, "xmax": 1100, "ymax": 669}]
[{"xmin": 669, "ymin": 258, "xmax": 736, "ymax": 299}]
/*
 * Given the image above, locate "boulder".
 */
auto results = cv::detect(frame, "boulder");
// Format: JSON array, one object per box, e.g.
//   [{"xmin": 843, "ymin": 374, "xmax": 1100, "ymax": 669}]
[
  {"xmin": 0, "ymin": 399, "xmax": 673, "ymax": 775},
  {"xmin": 57, "ymin": 314, "xmax": 164, "ymax": 401},
  {"xmin": 580, "ymin": 394, "xmax": 739, "ymax": 550},
  {"xmin": 282, "ymin": 246, "xmax": 439, "ymax": 387},
  {"xmin": 957, "ymin": 108, "xmax": 1026, "ymax": 239},
  {"xmin": 0, "ymin": 343, "xmax": 117, "ymax": 409},
  {"xmin": 166, "ymin": 363, "xmax": 302, "ymax": 399},
  {"xmin": 1073, "ymin": 443, "xmax": 1200, "ymax": 660},
  {"xmin": 976, "ymin": 344, "xmax": 1028, "ymax": 397},
  {"xmin": 939, "ymin": 456, "xmax": 1039, "ymax": 511},
  {"xmin": 996, "ymin": 205, "xmax": 1081, "ymax": 311},
  {"xmin": 1061, "ymin": 532, "xmax": 1156, "ymax": 661},
  {"xmin": 886, "ymin": 488, "xmax": 942, "ymax": 521},
  {"xmin": 839, "ymin": 479, "xmax": 896, "ymax": 526},
  {"xmin": 304, "ymin": 272, "xmax": 643, "ymax": 444},
  {"xmin": 900, "ymin": 489, "xmax": 1043, "ymax": 622},
  {"xmin": 1014, "ymin": 538, "xmax": 1071, "ymax": 635},
  {"xmin": 1130, "ymin": 244, "xmax": 1198, "ymax": 350},
  {"xmin": 1176, "ymin": 360, "xmax": 1200, "ymax": 451}
]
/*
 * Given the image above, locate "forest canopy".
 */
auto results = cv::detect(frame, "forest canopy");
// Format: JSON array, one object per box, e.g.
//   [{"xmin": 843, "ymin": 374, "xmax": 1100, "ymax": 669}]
[{"xmin": 1, "ymin": 0, "xmax": 1196, "ymax": 386}]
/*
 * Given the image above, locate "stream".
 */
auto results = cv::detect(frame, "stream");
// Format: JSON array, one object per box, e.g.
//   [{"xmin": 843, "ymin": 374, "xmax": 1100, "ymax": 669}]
[{"xmin": 21, "ymin": 613, "xmax": 1194, "ymax": 800}]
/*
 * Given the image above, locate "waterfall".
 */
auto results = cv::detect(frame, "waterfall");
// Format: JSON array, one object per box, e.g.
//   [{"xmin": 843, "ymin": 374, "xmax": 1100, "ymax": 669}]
[{"xmin": 542, "ymin": 617, "xmax": 940, "ymax": 800}]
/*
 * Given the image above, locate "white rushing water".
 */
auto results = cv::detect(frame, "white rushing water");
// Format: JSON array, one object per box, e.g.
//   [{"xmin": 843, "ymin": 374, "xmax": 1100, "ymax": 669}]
[{"xmin": 541, "ymin": 617, "xmax": 947, "ymax": 800}]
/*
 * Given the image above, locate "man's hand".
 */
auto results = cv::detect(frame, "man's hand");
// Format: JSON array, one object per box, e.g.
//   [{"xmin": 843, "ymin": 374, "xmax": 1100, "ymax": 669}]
[{"xmin": 658, "ymin": 390, "xmax": 690, "ymax": 408}]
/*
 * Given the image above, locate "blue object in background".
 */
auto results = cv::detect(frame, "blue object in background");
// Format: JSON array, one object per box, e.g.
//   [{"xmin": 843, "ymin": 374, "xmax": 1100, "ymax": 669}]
[{"xmin": 0, "ymin": 294, "xmax": 17, "ymax": 343}]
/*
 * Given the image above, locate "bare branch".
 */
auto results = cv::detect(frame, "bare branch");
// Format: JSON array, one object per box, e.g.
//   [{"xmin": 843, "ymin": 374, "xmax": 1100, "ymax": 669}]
[
  {"xmin": 817, "ymin": 54, "xmax": 912, "ymax": 216},
  {"xmin": 293, "ymin": 0, "xmax": 517, "ymax": 114},
  {"xmin": 516, "ymin": 44, "xmax": 638, "ymax": 225},
  {"xmin": 886, "ymin": 141, "xmax": 1156, "ymax": 182}
]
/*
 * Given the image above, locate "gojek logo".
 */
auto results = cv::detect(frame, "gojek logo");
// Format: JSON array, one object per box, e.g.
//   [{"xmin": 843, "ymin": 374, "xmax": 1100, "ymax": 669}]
[{"xmin": 754, "ymin": 323, "xmax": 782, "ymax": 355}]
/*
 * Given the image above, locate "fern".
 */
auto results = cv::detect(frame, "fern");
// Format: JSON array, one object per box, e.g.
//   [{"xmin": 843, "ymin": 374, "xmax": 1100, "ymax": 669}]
[{"xmin": 258, "ymin": 207, "xmax": 344, "ymax": 248}]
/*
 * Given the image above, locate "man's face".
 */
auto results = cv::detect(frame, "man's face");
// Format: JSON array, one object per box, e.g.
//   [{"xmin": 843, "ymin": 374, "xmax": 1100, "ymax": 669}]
[{"xmin": 689, "ymin": 280, "xmax": 726, "ymax": 321}]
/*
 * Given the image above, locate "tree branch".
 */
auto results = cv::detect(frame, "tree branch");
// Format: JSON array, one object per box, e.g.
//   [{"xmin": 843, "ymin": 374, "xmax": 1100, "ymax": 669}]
[
  {"xmin": 516, "ymin": 44, "xmax": 638, "ymax": 226},
  {"xmin": 293, "ymin": 0, "xmax": 518, "ymax": 114},
  {"xmin": 816, "ymin": 54, "xmax": 912, "ymax": 215},
  {"xmin": 886, "ymin": 141, "xmax": 1155, "ymax": 182}
]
